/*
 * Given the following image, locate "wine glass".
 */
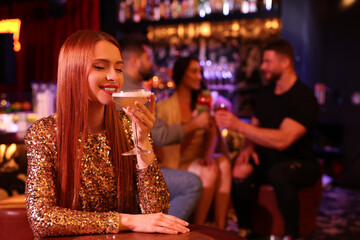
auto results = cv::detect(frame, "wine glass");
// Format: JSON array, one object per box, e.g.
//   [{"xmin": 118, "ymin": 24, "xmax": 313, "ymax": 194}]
[
  {"xmin": 112, "ymin": 89, "xmax": 152, "ymax": 155},
  {"xmin": 213, "ymin": 102, "xmax": 228, "ymax": 113},
  {"xmin": 213, "ymin": 102, "xmax": 229, "ymax": 137}
]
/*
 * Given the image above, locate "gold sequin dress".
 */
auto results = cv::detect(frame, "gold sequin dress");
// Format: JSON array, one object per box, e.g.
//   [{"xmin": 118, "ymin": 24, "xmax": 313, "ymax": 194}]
[{"xmin": 24, "ymin": 113, "xmax": 170, "ymax": 238}]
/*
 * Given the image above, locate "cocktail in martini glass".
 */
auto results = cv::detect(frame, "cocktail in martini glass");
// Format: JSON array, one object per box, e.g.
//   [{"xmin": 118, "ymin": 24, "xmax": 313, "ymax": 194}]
[{"xmin": 112, "ymin": 89, "xmax": 152, "ymax": 155}]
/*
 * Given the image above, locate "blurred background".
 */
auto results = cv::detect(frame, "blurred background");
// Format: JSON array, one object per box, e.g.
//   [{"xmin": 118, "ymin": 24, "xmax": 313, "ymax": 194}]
[{"xmin": 0, "ymin": 0, "xmax": 360, "ymax": 238}]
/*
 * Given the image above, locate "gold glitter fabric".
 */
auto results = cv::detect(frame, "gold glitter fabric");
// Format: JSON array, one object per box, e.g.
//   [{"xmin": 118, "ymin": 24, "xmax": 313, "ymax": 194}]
[{"xmin": 24, "ymin": 113, "xmax": 170, "ymax": 238}]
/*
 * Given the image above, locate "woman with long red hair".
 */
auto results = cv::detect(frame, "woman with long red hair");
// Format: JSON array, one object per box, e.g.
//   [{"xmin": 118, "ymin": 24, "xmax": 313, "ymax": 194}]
[{"xmin": 24, "ymin": 30, "xmax": 189, "ymax": 238}]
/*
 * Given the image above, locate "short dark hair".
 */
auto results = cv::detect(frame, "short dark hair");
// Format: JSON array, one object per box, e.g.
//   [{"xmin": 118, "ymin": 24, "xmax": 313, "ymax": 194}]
[
  {"xmin": 118, "ymin": 33, "xmax": 149, "ymax": 58},
  {"xmin": 264, "ymin": 39, "xmax": 294, "ymax": 62}
]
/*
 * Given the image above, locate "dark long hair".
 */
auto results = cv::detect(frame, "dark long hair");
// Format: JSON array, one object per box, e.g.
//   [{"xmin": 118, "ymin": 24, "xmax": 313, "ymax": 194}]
[
  {"xmin": 172, "ymin": 56, "xmax": 203, "ymax": 110},
  {"xmin": 56, "ymin": 30, "xmax": 137, "ymax": 213}
]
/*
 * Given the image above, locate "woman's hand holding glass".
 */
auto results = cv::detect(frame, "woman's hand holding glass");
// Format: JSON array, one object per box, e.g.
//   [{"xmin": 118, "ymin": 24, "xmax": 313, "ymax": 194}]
[
  {"xmin": 123, "ymin": 93, "xmax": 156, "ymax": 144},
  {"xmin": 119, "ymin": 212, "xmax": 190, "ymax": 234},
  {"xmin": 122, "ymin": 93, "xmax": 156, "ymax": 168},
  {"xmin": 113, "ymin": 90, "xmax": 155, "ymax": 156}
]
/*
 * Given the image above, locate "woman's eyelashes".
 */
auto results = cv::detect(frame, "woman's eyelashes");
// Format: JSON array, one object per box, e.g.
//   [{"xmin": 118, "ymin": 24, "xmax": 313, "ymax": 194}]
[
  {"xmin": 93, "ymin": 65, "xmax": 123, "ymax": 73},
  {"xmin": 94, "ymin": 65, "xmax": 105, "ymax": 70}
]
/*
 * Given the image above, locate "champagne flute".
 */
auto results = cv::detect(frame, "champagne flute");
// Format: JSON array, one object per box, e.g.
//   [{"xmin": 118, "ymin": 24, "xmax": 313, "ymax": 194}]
[{"xmin": 112, "ymin": 89, "xmax": 152, "ymax": 155}]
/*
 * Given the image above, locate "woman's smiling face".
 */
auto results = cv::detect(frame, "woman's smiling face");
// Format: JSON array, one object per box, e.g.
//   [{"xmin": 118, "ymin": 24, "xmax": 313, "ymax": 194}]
[
  {"xmin": 88, "ymin": 40, "xmax": 124, "ymax": 105},
  {"xmin": 181, "ymin": 60, "xmax": 202, "ymax": 90}
]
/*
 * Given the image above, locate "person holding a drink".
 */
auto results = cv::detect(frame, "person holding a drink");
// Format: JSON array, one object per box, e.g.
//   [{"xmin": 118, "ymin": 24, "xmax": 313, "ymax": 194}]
[
  {"xmin": 156, "ymin": 56, "xmax": 232, "ymax": 229},
  {"xmin": 118, "ymin": 34, "xmax": 203, "ymax": 222},
  {"xmin": 24, "ymin": 30, "xmax": 189, "ymax": 238},
  {"xmin": 214, "ymin": 39, "xmax": 320, "ymax": 239}
]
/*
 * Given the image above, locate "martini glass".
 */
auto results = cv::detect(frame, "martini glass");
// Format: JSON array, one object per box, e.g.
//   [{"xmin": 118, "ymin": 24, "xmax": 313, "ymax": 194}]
[{"xmin": 112, "ymin": 89, "xmax": 152, "ymax": 155}]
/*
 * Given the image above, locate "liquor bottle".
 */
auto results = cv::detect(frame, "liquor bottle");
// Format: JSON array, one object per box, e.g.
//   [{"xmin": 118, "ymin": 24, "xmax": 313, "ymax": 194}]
[
  {"xmin": 223, "ymin": 0, "xmax": 230, "ymax": 15},
  {"xmin": 198, "ymin": 0, "xmax": 206, "ymax": 17},
  {"xmin": 263, "ymin": 0, "xmax": 273, "ymax": 11},
  {"xmin": 139, "ymin": 0, "xmax": 147, "ymax": 20},
  {"xmin": 241, "ymin": 0, "xmax": 249, "ymax": 14},
  {"xmin": 188, "ymin": 0, "xmax": 196, "ymax": 18},
  {"xmin": 161, "ymin": 0, "xmax": 171, "ymax": 19},
  {"xmin": 234, "ymin": 0, "xmax": 242, "ymax": 12},
  {"xmin": 118, "ymin": 0, "xmax": 126, "ymax": 23},
  {"xmin": 132, "ymin": 0, "xmax": 141, "ymax": 22},
  {"xmin": 125, "ymin": 0, "xmax": 133, "ymax": 22},
  {"xmin": 181, "ymin": 0, "xmax": 188, "ymax": 18},
  {"xmin": 248, "ymin": 0, "xmax": 257, "ymax": 12},
  {"xmin": 204, "ymin": 0, "xmax": 211, "ymax": 15},
  {"xmin": 214, "ymin": 0, "xmax": 223, "ymax": 13},
  {"xmin": 171, "ymin": 0, "xmax": 180, "ymax": 19},
  {"xmin": 145, "ymin": 0, "xmax": 154, "ymax": 21},
  {"xmin": 154, "ymin": 0, "xmax": 161, "ymax": 20}
]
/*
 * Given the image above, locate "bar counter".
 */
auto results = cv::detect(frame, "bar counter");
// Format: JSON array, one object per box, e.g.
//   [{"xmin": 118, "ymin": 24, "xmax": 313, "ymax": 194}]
[{"xmin": 39, "ymin": 225, "xmax": 245, "ymax": 240}]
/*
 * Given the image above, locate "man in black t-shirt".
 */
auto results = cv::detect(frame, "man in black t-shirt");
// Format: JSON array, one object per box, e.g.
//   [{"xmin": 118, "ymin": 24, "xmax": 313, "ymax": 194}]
[{"xmin": 215, "ymin": 39, "xmax": 320, "ymax": 240}]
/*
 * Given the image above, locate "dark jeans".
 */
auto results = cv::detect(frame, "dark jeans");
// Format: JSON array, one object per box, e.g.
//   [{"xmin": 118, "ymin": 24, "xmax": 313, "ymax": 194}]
[
  {"xmin": 232, "ymin": 159, "xmax": 321, "ymax": 237},
  {"xmin": 161, "ymin": 168, "xmax": 202, "ymax": 221}
]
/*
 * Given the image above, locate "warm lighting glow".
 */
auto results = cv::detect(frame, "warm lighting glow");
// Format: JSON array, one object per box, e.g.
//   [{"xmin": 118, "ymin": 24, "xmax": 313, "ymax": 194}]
[
  {"xmin": 0, "ymin": 144, "xmax": 6, "ymax": 163},
  {"xmin": 341, "ymin": 0, "xmax": 357, "ymax": 9},
  {"xmin": 167, "ymin": 81, "xmax": 175, "ymax": 88},
  {"xmin": 232, "ymin": 22, "xmax": 240, "ymax": 31},
  {"xmin": 188, "ymin": 24, "xmax": 195, "ymax": 39},
  {"xmin": 265, "ymin": 19, "xmax": 279, "ymax": 29},
  {"xmin": 147, "ymin": 18, "xmax": 280, "ymax": 41},
  {"xmin": 200, "ymin": 22, "xmax": 211, "ymax": 37},
  {"xmin": 152, "ymin": 76, "xmax": 159, "ymax": 82},
  {"xmin": 147, "ymin": 29, "xmax": 154, "ymax": 42},
  {"xmin": 221, "ymin": 128, "xmax": 228, "ymax": 137},
  {"xmin": 167, "ymin": 27, "xmax": 177, "ymax": 36},
  {"xmin": 0, "ymin": 18, "xmax": 21, "ymax": 52},
  {"xmin": 5, "ymin": 143, "xmax": 17, "ymax": 160},
  {"xmin": 178, "ymin": 25, "xmax": 184, "ymax": 39}
]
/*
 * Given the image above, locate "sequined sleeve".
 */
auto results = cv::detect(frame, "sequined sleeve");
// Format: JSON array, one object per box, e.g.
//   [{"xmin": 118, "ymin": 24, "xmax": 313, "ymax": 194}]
[
  {"xmin": 25, "ymin": 117, "xmax": 120, "ymax": 238},
  {"xmin": 120, "ymin": 112, "xmax": 170, "ymax": 214},
  {"xmin": 136, "ymin": 160, "xmax": 170, "ymax": 213}
]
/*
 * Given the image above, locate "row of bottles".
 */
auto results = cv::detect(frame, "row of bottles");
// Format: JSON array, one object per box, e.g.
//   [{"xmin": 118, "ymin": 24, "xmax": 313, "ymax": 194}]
[
  {"xmin": 0, "ymin": 84, "xmax": 56, "ymax": 134},
  {"xmin": 0, "ymin": 93, "xmax": 32, "ymax": 113},
  {"xmin": 118, "ymin": 0, "xmax": 278, "ymax": 23},
  {"xmin": 201, "ymin": 60, "xmax": 236, "ymax": 92}
]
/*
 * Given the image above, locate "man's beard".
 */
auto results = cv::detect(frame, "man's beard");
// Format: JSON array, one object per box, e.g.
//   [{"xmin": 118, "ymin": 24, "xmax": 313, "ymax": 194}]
[{"xmin": 266, "ymin": 72, "xmax": 281, "ymax": 84}]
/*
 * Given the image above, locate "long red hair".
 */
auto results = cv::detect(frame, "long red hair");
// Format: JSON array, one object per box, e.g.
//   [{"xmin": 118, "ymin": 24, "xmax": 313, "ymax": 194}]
[{"xmin": 56, "ymin": 30, "xmax": 138, "ymax": 213}]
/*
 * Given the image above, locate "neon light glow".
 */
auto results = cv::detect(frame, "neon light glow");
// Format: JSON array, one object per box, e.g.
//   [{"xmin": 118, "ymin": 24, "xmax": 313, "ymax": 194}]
[{"xmin": 0, "ymin": 19, "xmax": 22, "ymax": 52}]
